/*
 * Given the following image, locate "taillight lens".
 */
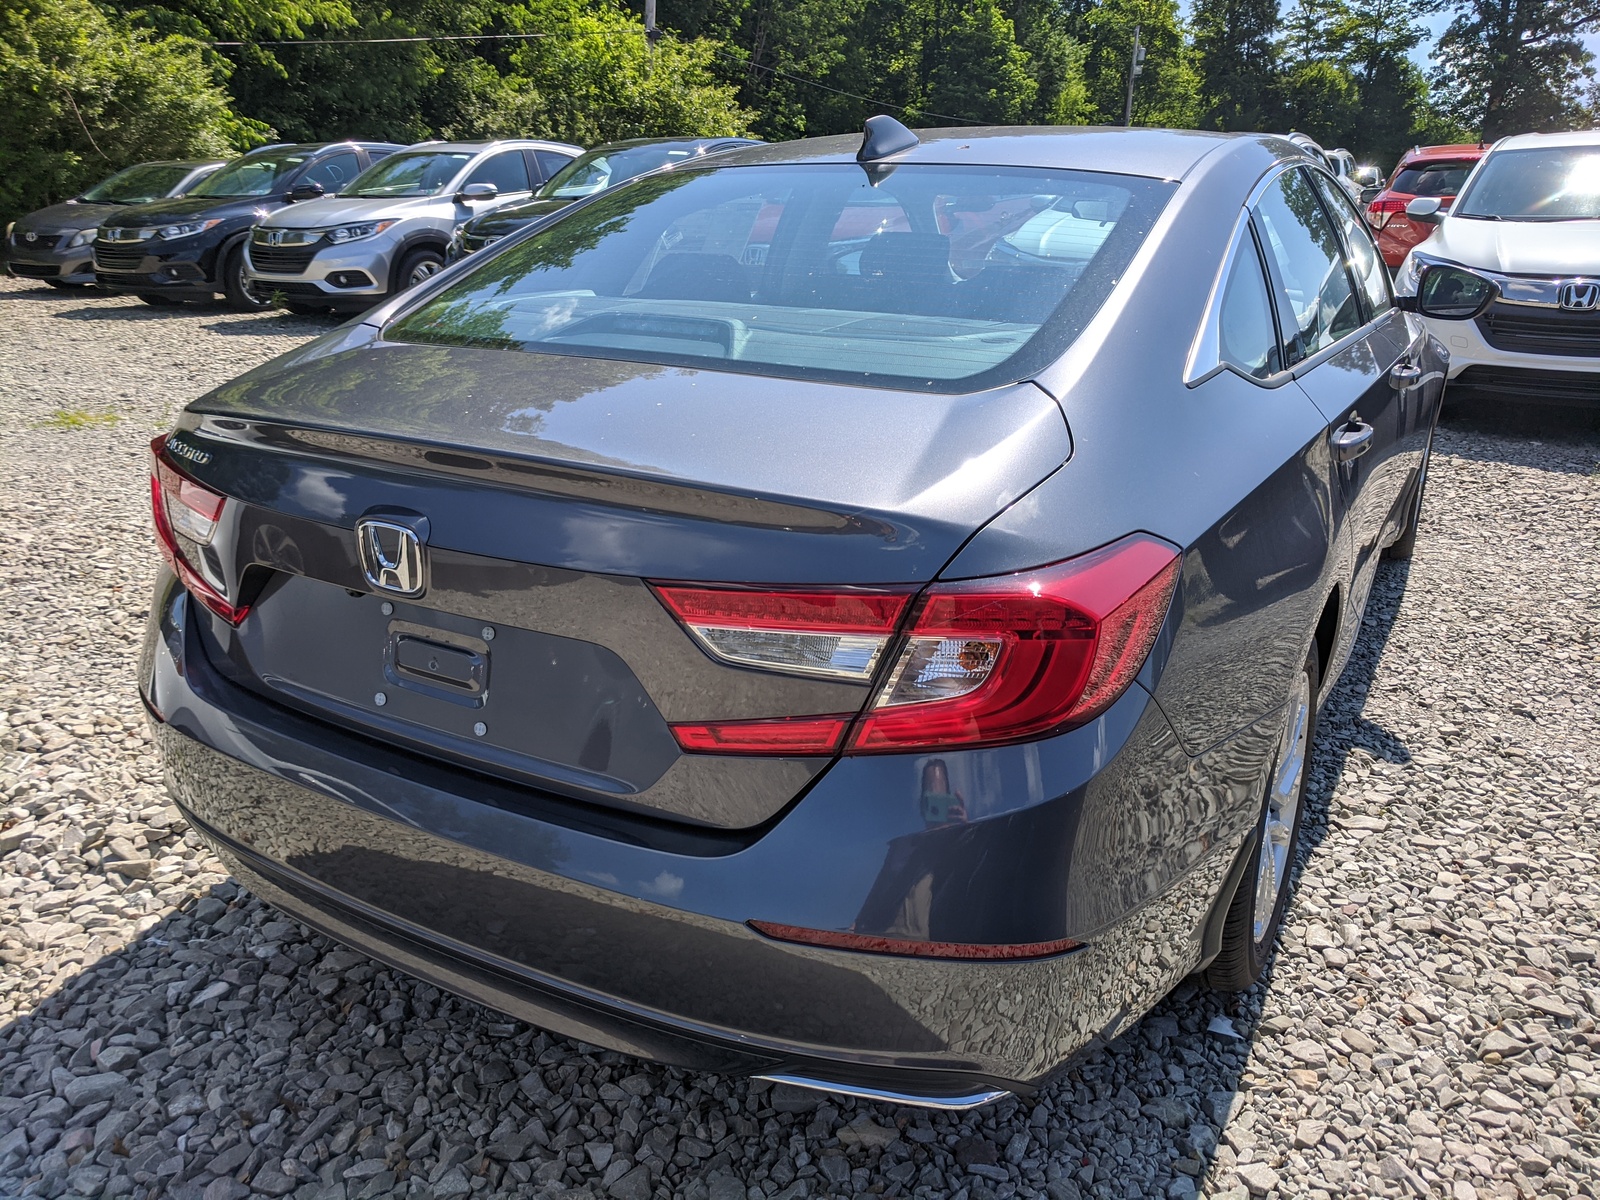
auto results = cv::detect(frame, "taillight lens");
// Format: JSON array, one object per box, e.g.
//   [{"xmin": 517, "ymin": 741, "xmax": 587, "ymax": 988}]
[
  {"xmin": 150, "ymin": 435, "xmax": 247, "ymax": 625},
  {"xmin": 1366, "ymin": 197, "xmax": 1406, "ymax": 229},
  {"xmin": 652, "ymin": 585, "xmax": 911, "ymax": 681},
  {"xmin": 848, "ymin": 534, "xmax": 1180, "ymax": 752},
  {"xmin": 653, "ymin": 583, "xmax": 912, "ymax": 755}
]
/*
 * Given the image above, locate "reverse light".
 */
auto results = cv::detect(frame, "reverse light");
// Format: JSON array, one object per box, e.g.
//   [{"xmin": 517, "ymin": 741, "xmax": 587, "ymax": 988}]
[
  {"xmin": 848, "ymin": 534, "xmax": 1181, "ymax": 752},
  {"xmin": 149, "ymin": 435, "xmax": 247, "ymax": 625}
]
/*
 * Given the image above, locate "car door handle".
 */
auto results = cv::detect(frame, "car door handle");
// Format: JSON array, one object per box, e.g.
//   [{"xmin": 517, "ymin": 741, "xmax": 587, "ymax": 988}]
[
  {"xmin": 1333, "ymin": 415, "xmax": 1374, "ymax": 463},
  {"xmin": 1389, "ymin": 359, "xmax": 1423, "ymax": 389}
]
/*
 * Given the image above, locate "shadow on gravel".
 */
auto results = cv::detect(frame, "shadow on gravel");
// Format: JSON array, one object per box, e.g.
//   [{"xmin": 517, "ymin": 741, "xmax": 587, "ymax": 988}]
[
  {"xmin": 0, "ymin": 284, "xmax": 99, "ymax": 303},
  {"xmin": 1441, "ymin": 395, "xmax": 1600, "ymax": 461},
  {"xmin": 0, "ymin": 580, "xmax": 1423, "ymax": 1200},
  {"xmin": 43, "ymin": 302, "xmax": 332, "ymax": 337}
]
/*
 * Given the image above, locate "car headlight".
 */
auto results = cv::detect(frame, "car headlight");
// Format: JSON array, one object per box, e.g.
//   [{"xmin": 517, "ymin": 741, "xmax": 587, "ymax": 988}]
[
  {"xmin": 67, "ymin": 228, "xmax": 97, "ymax": 248},
  {"xmin": 157, "ymin": 219, "xmax": 222, "ymax": 240},
  {"xmin": 5, "ymin": 222, "xmax": 13, "ymax": 242},
  {"xmin": 325, "ymin": 220, "xmax": 397, "ymax": 245}
]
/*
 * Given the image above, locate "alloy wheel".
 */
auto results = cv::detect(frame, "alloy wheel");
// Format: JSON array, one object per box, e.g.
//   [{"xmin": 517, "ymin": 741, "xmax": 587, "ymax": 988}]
[
  {"xmin": 1252, "ymin": 670, "xmax": 1312, "ymax": 942},
  {"xmin": 408, "ymin": 260, "xmax": 442, "ymax": 287}
]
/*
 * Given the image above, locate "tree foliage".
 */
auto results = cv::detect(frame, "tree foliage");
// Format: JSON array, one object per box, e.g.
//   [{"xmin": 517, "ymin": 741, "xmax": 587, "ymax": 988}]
[{"xmin": 0, "ymin": 0, "xmax": 257, "ymax": 224}]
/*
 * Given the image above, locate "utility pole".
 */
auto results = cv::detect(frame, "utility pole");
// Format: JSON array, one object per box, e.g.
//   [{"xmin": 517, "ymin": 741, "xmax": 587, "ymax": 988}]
[
  {"xmin": 1123, "ymin": 24, "xmax": 1144, "ymax": 127},
  {"xmin": 644, "ymin": 0, "xmax": 661, "ymax": 44}
]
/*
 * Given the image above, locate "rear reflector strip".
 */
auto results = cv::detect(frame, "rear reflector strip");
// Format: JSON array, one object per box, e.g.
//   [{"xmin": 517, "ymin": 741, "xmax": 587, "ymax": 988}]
[
  {"xmin": 748, "ymin": 920, "xmax": 1082, "ymax": 961},
  {"xmin": 669, "ymin": 714, "xmax": 854, "ymax": 756}
]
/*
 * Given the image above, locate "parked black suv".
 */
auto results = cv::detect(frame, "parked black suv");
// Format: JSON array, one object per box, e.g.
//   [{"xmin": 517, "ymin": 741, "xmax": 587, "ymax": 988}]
[{"xmin": 94, "ymin": 141, "xmax": 403, "ymax": 310}]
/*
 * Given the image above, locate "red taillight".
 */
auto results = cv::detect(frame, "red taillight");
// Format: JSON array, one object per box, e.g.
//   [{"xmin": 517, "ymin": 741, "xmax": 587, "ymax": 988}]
[
  {"xmin": 150, "ymin": 435, "xmax": 248, "ymax": 625},
  {"xmin": 748, "ymin": 920, "xmax": 1082, "ymax": 960},
  {"xmin": 1366, "ymin": 197, "xmax": 1406, "ymax": 230},
  {"xmin": 848, "ymin": 534, "xmax": 1180, "ymax": 752},
  {"xmin": 669, "ymin": 714, "xmax": 855, "ymax": 756}
]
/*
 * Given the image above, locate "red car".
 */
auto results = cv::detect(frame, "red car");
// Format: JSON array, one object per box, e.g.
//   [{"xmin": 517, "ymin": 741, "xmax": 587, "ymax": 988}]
[{"xmin": 1365, "ymin": 143, "xmax": 1487, "ymax": 266}]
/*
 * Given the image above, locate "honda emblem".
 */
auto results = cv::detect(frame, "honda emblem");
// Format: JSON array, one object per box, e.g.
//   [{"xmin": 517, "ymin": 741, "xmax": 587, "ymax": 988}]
[
  {"xmin": 1558, "ymin": 280, "xmax": 1599, "ymax": 312},
  {"xmin": 357, "ymin": 519, "xmax": 427, "ymax": 597}
]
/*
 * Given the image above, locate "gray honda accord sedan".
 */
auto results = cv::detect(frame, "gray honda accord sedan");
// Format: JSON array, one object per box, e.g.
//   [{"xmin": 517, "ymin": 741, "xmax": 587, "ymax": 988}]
[{"xmin": 141, "ymin": 119, "xmax": 1488, "ymax": 1107}]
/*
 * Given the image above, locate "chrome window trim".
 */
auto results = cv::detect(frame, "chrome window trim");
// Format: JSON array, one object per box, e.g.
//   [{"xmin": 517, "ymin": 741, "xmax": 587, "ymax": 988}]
[{"xmin": 1189, "ymin": 161, "xmax": 1396, "ymax": 391}]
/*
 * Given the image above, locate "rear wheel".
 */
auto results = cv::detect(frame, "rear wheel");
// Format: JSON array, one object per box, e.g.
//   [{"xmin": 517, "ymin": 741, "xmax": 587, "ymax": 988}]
[
  {"xmin": 220, "ymin": 241, "xmax": 270, "ymax": 312},
  {"xmin": 1207, "ymin": 647, "xmax": 1318, "ymax": 991},
  {"xmin": 138, "ymin": 293, "xmax": 185, "ymax": 307},
  {"xmin": 396, "ymin": 248, "xmax": 444, "ymax": 292}
]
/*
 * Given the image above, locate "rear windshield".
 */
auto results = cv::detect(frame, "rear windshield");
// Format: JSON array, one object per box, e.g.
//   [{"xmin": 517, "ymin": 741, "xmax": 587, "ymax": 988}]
[
  {"xmin": 189, "ymin": 151, "xmax": 311, "ymax": 198},
  {"xmin": 1454, "ymin": 146, "xmax": 1600, "ymax": 221},
  {"xmin": 1391, "ymin": 161, "xmax": 1476, "ymax": 198},
  {"xmin": 80, "ymin": 162, "xmax": 198, "ymax": 204},
  {"xmin": 345, "ymin": 151, "xmax": 473, "ymax": 198},
  {"xmin": 388, "ymin": 163, "xmax": 1175, "ymax": 391}
]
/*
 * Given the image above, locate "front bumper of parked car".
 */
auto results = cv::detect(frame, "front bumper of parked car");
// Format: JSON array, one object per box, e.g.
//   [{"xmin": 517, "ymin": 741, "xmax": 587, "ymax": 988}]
[
  {"xmin": 93, "ymin": 235, "xmax": 223, "ymax": 298},
  {"xmin": 244, "ymin": 234, "xmax": 399, "ymax": 307},
  {"xmin": 5, "ymin": 231, "xmax": 96, "ymax": 283},
  {"xmin": 142, "ymin": 571, "xmax": 1261, "ymax": 1104}
]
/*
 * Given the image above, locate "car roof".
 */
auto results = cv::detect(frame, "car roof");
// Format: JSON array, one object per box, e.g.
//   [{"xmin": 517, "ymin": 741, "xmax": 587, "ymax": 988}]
[
  {"xmin": 1399, "ymin": 143, "xmax": 1487, "ymax": 163},
  {"xmin": 702, "ymin": 126, "xmax": 1284, "ymax": 182},
  {"xmin": 581, "ymin": 137, "xmax": 762, "ymax": 154},
  {"xmin": 1493, "ymin": 129, "xmax": 1600, "ymax": 152},
  {"xmin": 242, "ymin": 141, "xmax": 405, "ymax": 157},
  {"xmin": 400, "ymin": 139, "xmax": 585, "ymax": 154}
]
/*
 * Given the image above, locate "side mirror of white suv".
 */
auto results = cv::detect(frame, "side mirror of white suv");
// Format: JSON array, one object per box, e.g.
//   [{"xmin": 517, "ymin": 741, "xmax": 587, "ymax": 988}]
[{"xmin": 1405, "ymin": 197, "xmax": 1445, "ymax": 225}]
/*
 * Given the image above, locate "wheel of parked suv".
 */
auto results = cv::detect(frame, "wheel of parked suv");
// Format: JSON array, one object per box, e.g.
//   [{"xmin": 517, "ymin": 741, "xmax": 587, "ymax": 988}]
[
  {"xmin": 1383, "ymin": 424, "xmax": 1435, "ymax": 561},
  {"xmin": 220, "ymin": 241, "xmax": 271, "ymax": 313},
  {"xmin": 1207, "ymin": 646, "xmax": 1319, "ymax": 991},
  {"xmin": 398, "ymin": 248, "xmax": 445, "ymax": 290},
  {"xmin": 138, "ymin": 293, "xmax": 185, "ymax": 306}
]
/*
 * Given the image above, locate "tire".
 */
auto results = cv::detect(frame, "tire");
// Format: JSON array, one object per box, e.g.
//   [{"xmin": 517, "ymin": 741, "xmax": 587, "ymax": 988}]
[
  {"xmin": 1382, "ymin": 424, "xmax": 1434, "ymax": 561},
  {"xmin": 220, "ymin": 241, "xmax": 270, "ymax": 312},
  {"xmin": 137, "ymin": 293, "xmax": 185, "ymax": 307},
  {"xmin": 1206, "ymin": 646, "xmax": 1319, "ymax": 991},
  {"xmin": 395, "ymin": 248, "xmax": 445, "ymax": 292},
  {"xmin": 284, "ymin": 301, "xmax": 332, "ymax": 316}
]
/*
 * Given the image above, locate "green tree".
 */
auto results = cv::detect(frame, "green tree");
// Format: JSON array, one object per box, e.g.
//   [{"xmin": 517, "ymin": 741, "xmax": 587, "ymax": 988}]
[
  {"xmin": 1192, "ymin": 0, "xmax": 1280, "ymax": 131},
  {"xmin": 1430, "ymin": 0, "xmax": 1600, "ymax": 138},
  {"xmin": 0, "ymin": 0, "xmax": 257, "ymax": 225},
  {"xmin": 1080, "ymin": 0, "xmax": 1200, "ymax": 127}
]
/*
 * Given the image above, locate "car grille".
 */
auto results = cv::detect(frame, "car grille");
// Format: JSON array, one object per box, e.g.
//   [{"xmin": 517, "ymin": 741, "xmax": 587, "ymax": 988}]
[
  {"xmin": 1476, "ymin": 303, "xmax": 1600, "ymax": 358},
  {"xmin": 94, "ymin": 244, "xmax": 146, "ymax": 272},
  {"xmin": 458, "ymin": 230, "xmax": 502, "ymax": 255},
  {"xmin": 12, "ymin": 233, "xmax": 62, "ymax": 251},
  {"xmin": 248, "ymin": 244, "xmax": 318, "ymax": 275},
  {"xmin": 8, "ymin": 262, "xmax": 59, "ymax": 278},
  {"xmin": 1451, "ymin": 366, "xmax": 1600, "ymax": 407}
]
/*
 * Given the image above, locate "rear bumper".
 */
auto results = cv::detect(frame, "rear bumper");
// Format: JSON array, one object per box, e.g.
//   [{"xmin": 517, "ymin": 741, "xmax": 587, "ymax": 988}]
[{"xmin": 144, "ymin": 572, "xmax": 1261, "ymax": 1100}]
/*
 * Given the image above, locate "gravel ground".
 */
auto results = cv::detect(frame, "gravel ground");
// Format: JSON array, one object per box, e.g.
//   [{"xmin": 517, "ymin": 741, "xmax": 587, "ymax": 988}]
[{"xmin": 1, "ymin": 273, "xmax": 1598, "ymax": 1200}]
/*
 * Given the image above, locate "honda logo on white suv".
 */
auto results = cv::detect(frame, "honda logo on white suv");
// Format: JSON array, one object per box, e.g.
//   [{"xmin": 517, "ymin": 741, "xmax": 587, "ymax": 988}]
[{"xmin": 1558, "ymin": 281, "xmax": 1600, "ymax": 312}]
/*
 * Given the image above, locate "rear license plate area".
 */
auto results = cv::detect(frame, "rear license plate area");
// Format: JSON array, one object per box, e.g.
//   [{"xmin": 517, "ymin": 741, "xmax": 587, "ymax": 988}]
[{"xmin": 385, "ymin": 621, "xmax": 488, "ymax": 707}]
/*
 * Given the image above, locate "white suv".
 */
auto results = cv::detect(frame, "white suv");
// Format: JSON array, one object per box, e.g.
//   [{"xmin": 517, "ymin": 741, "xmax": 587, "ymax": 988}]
[
  {"xmin": 1396, "ymin": 130, "xmax": 1600, "ymax": 405},
  {"xmin": 245, "ymin": 139, "xmax": 580, "ymax": 314}
]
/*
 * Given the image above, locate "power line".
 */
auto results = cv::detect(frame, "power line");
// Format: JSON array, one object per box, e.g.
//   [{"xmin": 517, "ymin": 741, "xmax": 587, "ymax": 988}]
[
  {"xmin": 718, "ymin": 50, "xmax": 981, "ymax": 126},
  {"xmin": 206, "ymin": 31, "xmax": 561, "ymax": 47}
]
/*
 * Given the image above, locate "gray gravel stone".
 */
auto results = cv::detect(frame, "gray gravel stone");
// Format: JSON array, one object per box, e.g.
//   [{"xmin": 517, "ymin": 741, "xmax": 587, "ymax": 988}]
[{"xmin": 0, "ymin": 279, "xmax": 1598, "ymax": 1200}]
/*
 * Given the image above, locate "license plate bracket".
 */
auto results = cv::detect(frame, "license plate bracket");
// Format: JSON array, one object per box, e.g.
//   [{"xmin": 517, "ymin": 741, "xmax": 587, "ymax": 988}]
[{"xmin": 383, "ymin": 620, "xmax": 489, "ymax": 707}]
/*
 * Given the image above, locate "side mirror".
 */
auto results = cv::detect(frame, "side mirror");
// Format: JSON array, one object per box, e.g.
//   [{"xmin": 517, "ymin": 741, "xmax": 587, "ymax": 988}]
[
  {"xmin": 1398, "ymin": 264, "xmax": 1498, "ymax": 320},
  {"xmin": 1360, "ymin": 185, "xmax": 1384, "ymax": 206},
  {"xmin": 1406, "ymin": 196, "xmax": 1445, "ymax": 225},
  {"xmin": 1355, "ymin": 166, "xmax": 1382, "ymax": 188},
  {"xmin": 287, "ymin": 181, "xmax": 325, "ymax": 202},
  {"xmin": 458, "ymin": 182, "xmax": 498, "ymax": 202}
]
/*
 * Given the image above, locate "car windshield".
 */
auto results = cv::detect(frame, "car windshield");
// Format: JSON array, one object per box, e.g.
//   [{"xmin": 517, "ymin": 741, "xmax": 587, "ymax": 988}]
[
  {"xmin": 1454, "ymin": 146, "xmax": 1600, "ymax": 221},
  {"xmin": 540, "ymin": 145, "xmax": 702, "ymax": 199},
  {"xmin": 388, "ymin": 163, "xmax": 1175, "ymax": 392},
  {"xmin": 79, "ymin": 162, "xmax": 198, "ymax": 205},
  {"xmin": 1391, "ymin": 161, "xmax": 1476, "ymax": 198},
  {"xmin": 344, "ymin": 151, "xmax": 473, "ymax": 198},
  {"xmin": 188, "ymin": 151, "xmax": 311, "ymax": 198}
]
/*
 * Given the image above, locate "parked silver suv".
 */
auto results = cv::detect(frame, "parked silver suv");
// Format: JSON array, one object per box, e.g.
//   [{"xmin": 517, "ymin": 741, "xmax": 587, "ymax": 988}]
[{"xmin": 244, "ymin": 139, "xmax": 580, "ymax": 313}]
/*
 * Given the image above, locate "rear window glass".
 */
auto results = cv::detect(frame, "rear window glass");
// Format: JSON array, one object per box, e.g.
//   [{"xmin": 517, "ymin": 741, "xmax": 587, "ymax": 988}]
[
  {"xmin": 1391, "ymin": 162, "xmax": 1476, "ymax": 197},
  {"xmin": 387, "ymin": 163, "xmax": 1175, "ymax": 392}
]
